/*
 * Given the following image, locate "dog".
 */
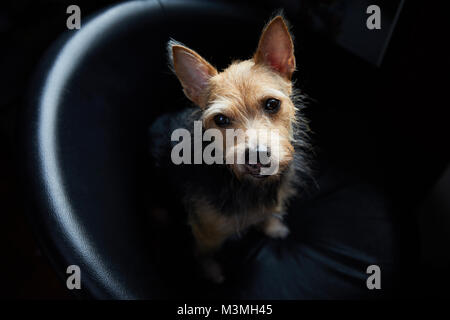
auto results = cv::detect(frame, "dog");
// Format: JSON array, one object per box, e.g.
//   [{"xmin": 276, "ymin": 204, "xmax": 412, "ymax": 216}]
[{"xmin": 149, "ymin": 15, "xmax": 313, "ymax": 283}]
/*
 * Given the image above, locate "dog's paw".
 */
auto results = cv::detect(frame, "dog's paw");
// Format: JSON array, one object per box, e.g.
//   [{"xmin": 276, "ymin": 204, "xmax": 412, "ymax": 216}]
[
  {"xmin": 263, "ymin": 217, "xmax": 290, "ymax": 239},
  {"xmin": 201, "ymin": 258, "xmax": 225, "ymax": 284}
]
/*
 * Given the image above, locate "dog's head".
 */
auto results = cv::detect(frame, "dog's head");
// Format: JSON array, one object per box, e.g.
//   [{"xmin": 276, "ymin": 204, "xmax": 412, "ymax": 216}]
[{"xmin": 169, "ymin": 16, "xmax": 301, "ymax": 182}]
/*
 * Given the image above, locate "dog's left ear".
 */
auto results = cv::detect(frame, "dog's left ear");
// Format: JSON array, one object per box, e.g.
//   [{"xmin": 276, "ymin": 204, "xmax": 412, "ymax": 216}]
[{"xmin": 254, "ymin": 16, "xmax": 295, "ymax": 80}]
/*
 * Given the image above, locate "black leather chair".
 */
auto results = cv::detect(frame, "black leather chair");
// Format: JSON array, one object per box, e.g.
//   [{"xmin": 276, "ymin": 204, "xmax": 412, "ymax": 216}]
[{"xmin": 22, "ymin": 0, "xmax": 399, "ymax": 299}]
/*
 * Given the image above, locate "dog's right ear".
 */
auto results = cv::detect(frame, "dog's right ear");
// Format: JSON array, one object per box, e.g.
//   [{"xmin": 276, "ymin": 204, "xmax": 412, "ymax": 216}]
[{"xmin": 168, "ymin": 40, "xmax": 218, "ymax": 108}]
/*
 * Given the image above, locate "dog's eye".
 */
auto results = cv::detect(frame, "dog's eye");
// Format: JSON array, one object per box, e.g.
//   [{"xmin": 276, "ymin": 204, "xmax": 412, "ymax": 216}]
[
  {"xmin": 264, "ymin": 98, "xmax": 281, "ymax": 113},
  {"xmin": 214, "ymin": 114, "xmax": 230, "ymax": 127}
]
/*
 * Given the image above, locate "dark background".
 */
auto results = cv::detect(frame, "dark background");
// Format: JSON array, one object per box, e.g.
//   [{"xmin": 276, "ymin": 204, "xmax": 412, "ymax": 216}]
[{"xmin": 1, "ymin": 0, "xmax": 449, "ymax": 299}]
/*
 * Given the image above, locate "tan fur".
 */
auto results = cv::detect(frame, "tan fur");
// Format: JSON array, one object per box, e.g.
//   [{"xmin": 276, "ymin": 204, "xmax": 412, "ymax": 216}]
[{"xmin": 203, "ymin": 61, "xmax": 297, "ymax": 180}]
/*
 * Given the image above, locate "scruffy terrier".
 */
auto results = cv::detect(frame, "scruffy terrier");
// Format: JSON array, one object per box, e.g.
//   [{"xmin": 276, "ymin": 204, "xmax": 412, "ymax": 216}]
[{"xmin": 149, "ymin": 15, "xmax": 312, "ymax": 283}]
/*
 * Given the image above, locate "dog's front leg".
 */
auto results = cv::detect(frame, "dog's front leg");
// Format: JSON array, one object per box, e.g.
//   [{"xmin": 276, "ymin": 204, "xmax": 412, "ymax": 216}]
[
  {"xmin": 259, "ymin": 178, "xmax": 296, "ymax": 239},
  {"xmin": 261, "ymin": 213, "xmax": 290, "ymax": 239},
  {"xmin": 259, "ymin": 201, "xmax": 290, "ymax": 239},
  {"xmin": 189, "ymin": 213, "xmax": 231, "ymax": 284}
]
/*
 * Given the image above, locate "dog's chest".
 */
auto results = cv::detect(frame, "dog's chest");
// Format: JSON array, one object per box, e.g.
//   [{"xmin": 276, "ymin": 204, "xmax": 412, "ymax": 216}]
[
  {"xmin": 190, "ymin": 198, "xmax": 274, "ymax": 237},
  {"xmin": 227, "ymin": 207, "xmax": 273, "ymax": 234}
]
